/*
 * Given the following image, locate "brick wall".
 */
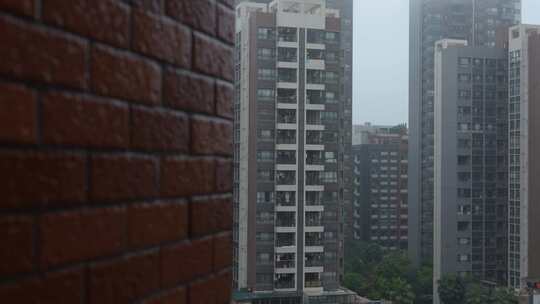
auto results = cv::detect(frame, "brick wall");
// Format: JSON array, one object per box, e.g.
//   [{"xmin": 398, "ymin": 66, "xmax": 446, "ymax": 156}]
[{"xmin": 0, "ymin": 0, "xmax": 234, "ymax": 303}]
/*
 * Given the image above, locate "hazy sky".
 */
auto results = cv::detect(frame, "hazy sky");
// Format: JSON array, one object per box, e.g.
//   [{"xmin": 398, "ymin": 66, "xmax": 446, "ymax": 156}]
[{"xmin": 352, "ymin": 0, "xmax": 540, "ymax": 126}]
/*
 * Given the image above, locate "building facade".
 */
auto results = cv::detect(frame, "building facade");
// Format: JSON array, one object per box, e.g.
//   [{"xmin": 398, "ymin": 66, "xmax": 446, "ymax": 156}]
[
  {"xmin": 433, "ymin": 40, "xmax": 509, "ymax": 301},
  {"xmin": 507, "ymin": 24, "xmax": 540, "ymax": 290},
  {"xmin": 352, "ymin": 125, "xmax": 409, "ymax": 250},
  {"xmin": 409, "ymin": 0, "xmax": 521, "ymax": 267},
  {"xmin": 233, "ymin": 1, "xmax": 354, "ymax": 301}
]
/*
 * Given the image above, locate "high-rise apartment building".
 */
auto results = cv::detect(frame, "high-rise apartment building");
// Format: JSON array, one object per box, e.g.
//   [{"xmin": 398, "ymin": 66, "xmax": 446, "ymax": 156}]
[
  {"xmin": 409, "ymin": 0, "xmax": 521, "ymax": 267},
  {"xmin": 433, "ymin": 40, "xmax": 509, "ymax": 300},
  {"xmin": 506, "ymin": 24, "xmax": 540, "ymax": 290},
  {"xmin": 232, "ymin": 1, "xmax": 355, "ymax": 302},
  {"xmin": 352, "ymin": 125, "xmax": 409, "ymax": 250}
]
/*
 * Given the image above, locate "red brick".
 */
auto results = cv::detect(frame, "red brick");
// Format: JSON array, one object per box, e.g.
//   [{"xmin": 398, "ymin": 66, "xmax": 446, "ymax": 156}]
[
  {"xmin": 0, "ymin": 151, "xmax": 86, "ymax": 210},
  {"xmin": 131, "ymin": 106, "xmax": 189, "ymax": 152},
  {"xmin": 43, "ymin": 92, "xmax": 129, "ymax": 148},
  {"xmin": 133, "ymin": 9, "xmax": 191, "ymax": 66},
  {"xmin": 161, "ymin": 238, "xmax": 212, "ymax": 287},
  {"xmin": 193, "ymin": 33, "xmax": 233, "ymax": 81},
  {"xmin": 160, "ymin": 158, "xmax": 215, "ymax": 197},
  {"xmin": 216, "ymin": 159, "xmax": 233, "ymax": 192},
  {"xmin": 215, "ymin": 81, "xmax": 233, "ymax": 119},
  {"xmin": 132, "ymin": 0, "xmax": 163, "ymax": 14},
  {"xmin": 128, "ymin": 201, "xmax": 187, "ymax": 248},
  {"xmin": 89, "ymin": 251, "xmax": 159, "ymax": 304},
  {"xmin": 217, "ymin": 5, "xmax": 234, "ymax": 44},
  {"xmin": 0, "ymin": 16, "xmax": 87, "ymax": 89},
  {"xmin": 0, "ymin": 82, "xmax": 37, "ymax": 144},
  {"xmin": 143, "ymin": 287, "xmax": 186, "ymax": 304},
  {"xmin": 191, "ymin": 117, "xmax": 232, "ymax": 156},
  {"xmin": 165, "ymin": 0, "xmax": 215, "ymax": 35},
  {"xmin": 0, "ymin": 216, "xmax": 34, "ymax": 276},
  {"xmin": 190, "ymin": 198, "xmax": 231, "ymax": 237},
  {"xmin": 90, "ymin": 155, "xmax": 157, "ymax": 201},
  {"xmin": 43, "ymin": 0, "xmax": 130, "ymax": 48},
  {"xmin": 215, "ymin": 271, "xmax": 233, "ymax": 303},
  {"xmin": 163, "ymin": 69, "xmax": 215, "ymax": 113},
  {"xmin": 0, "ymin": 269, "xmax": 83, "ymax": 303},
  {"xmin": 213, "ymin": 233, "xmax": 232, "ymax": 271},
  {"xmin": 91, "ymin": 45, "xmax": 161, "ymax": 105},
  {"xmin": 0, "ymin": 0, "xmax": 34, "ymax": 17},
  {"xmin": 188, "ymin": 277, "xmax": 217, "ymax": 304},
  {"xmin": 40, "ymin": 207, "xmax": 126, "ymax": 268}
]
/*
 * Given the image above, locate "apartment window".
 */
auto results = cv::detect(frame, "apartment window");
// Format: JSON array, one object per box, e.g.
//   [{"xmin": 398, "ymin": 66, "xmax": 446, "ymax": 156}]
[
  {"xmin": 257, "ymin": 192, "xmax": 274, "ymax": 204},
  {"xmin": 326, "ymin": 51, "xmax": 338, "ymax": 62},
  {"xmin": 459, "ymin": 57, "xmax": 471, "ymax": 67},
  {"xmin": 256, "ymin": 274, "xmax": 273, "ymax": 284},
  {"xmin": 321, "ymin": 111, "xmax": 338, "ymax": 122},
  {"xmin": 258, "ymin": 69, "xmax": 275, "ymax": 81},
  {"xmin": 257, "ymin": 48, "xmax": 274, "ymax": 60},
  {"xmin": 323, "ymin": 171, "xmax": 337, "ymax": 183},
  {"xmin": 257, "ymin": 88, "xmax": 274, "ymax": 102},
  {"xmin": 325, "ymin": 71, "xmax": 338, "ymax": 84},
  {"xmin": 458, "ymin": 73, "xmax": 471, "ymax": 83},
  {"xmin": 257, "ymin": 252, "xmax": 272, "ymax": 265},
  {"xmin": 256, "ymin": 232, "xmax": 274, "ymax": 242},
  {"xmin": 325, "ymin": 91, "xmax": 338, "ymax": 103},
  {"xmin": 457, "ymin": 221, "xmax": 469, "ymax": 231},
  {"xmin": 257, "ymin": 27, "xmax": 274, "ymax": 40},
  {"xmin": 257, "ymin": 150, "xmax": 274, "ymax": 162},
  {"xmin": 325, "ymin": 151, "xmax": 337, "ymax": 163},
  {"xmin": 256, "ymin": 212, "xmax": 274, "ymax": 224},
  {"xmin": 322, "ymin": 131, "xmax": 338, "ymax": 143},
  {"xmin": 458, "ymin": 254, "xmax": 470, "ymax": 262},
  {"xmin": 258, "ymin": 129, "xmax": 274, "ymax": 141},
  {"xmin": 324, "ymin": 231, "xmax": 337, "ymax": 240},
  {"xmin": 257, "ymin": 169, "xmax": 274, "ymax": 182},
  {"xmin": 325, "ymin": 31, "xmax": 339, "ymax": 43},
  {"xmin": 458, "ymin": 237, "xmax": 470, "ymax": 245}
]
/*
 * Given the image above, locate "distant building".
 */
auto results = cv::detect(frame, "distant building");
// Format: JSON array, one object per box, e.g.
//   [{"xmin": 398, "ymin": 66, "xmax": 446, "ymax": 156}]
[
  {"xmin": 408, "ymin": 0, "xmax": 521, "ymax": 268},
  {"xmin": 233, "ymin": 0, "xmax": 354, "ymax": 302},
  {"xmin": 351, "ymin": 125, "xmax": 408, "ymax": 250},
  {"xmin": 506, "ymin": 24, "xmax": 540, "ymax": 290},
  {"xmin": 433, "ymin": 39, "xmax": 508, "ymax": 302}
]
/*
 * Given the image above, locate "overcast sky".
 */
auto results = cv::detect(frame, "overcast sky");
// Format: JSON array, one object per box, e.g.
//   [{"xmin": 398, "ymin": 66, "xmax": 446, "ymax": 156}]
[{"xmin": 352, "ymin": 0, "xmax": 540, "ymax": 126}]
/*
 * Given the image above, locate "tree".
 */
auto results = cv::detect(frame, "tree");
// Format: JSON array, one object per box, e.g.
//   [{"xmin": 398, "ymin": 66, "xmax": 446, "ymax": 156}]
[
  {"xmin": 464, "ymin": 282, "xmax": 487, "ymax": 304},
  {"xmin": 384, "ymin": 277, "xmax": 416, "ymax": 304},
  {"xmin": 438, "ymin": 275, "xmax": 467, "ymax": 304},
  {"xmin": 412, "ymin": 264, "xmax": 433, "ymax": 304},
  {"xmin": 491, "ymin": 287, "xmax": 518, "ymax": 304}
]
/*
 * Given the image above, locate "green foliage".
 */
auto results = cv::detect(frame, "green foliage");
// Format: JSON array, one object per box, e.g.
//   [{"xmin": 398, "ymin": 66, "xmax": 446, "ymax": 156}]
[
  {"xmin": 344, "ymin": 241, "xmax": 418, "ymax": 304},
  {"xmin": 437, "ymin": 274, "xmax": 518, "ymax": 304}
]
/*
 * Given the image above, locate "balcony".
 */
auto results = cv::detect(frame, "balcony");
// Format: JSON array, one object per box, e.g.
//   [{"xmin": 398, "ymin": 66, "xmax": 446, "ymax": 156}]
[
  {"xmin": 276, "ymin": 253, "xmax": 295, "ymax": 269},
  {"xmin": 305, "ymin": 232, "xmax": 323, "ymax": 246},
  {"xmin": 277, "ymin": 130, "xmax": 296, "ymax": 145},
  {"xmin": 276, "ymin": 212, "xmax": 296, "ymax": 227},
  {"xmin": 305, "ymin": 191, "xmax": 322, "ymax": 206},
  {"xmin": 307, "ymin": 70, "xmax": 323, "ymax": 84},
  {"xmin": 306, "ymin": 172, "xmax": 322, "ymax": 186},
  {"xmin": 306, "ymin": 151, "xmax": 324, "ymax": 165},
  {"xmin": 307, "ymin": 29, "xmax": 325, "ymax": 44},
  {"xmin": 276, "ymin": 171, "xmax": 296, "ymax": 185},
  {"xmin": 306, "ymin": 131, "xmax": 322, "ymax": 145},
  {"xmin": 305, "ymin": 253, "xmax": 324, "ymax": 267},
  {"xmin": 307, "ymin": 49, "xmax": 324, "ymax": 60},
  {"xmin": 306, "ymin": 90, "xmax": 325, "ymax": 105},
  {"xmin": 276, "ymin": 191, "xmax": 296, "ymax": 207},
  {"xmin": 278, "ymin": 48, "xmax": 298, "ymax": 62},
  {"xmin": 305, "ymin": 273, "xmax": 322, "ymax": 288},
  {"xmin": 275, "ymin": 274, "xmax": 295, "ymax": 289},
  {"xmin": 277, "ymin": 89, "xmax": 297, "ymax": 104},
  {"xmin": 276, "ymin": 232, "xmax": 296, "ymax": 247},
  {"xmin": 277, "ymin": 109, "xmax": 296, "ymax": 124},
  {"xmin": 305, "ymin": 211, "xmax": 323, "ymax": 227},
  {"xmin": 306, "ymin": 110, "xmax": 321, "ymax": 125},
  {"xmin": 278, "ymin": 27, "xmax": 297, "ymax": 42},
  {"xmin": 276, "ymin": 150, "xmax": 296, "ymax": 165},
  {"xmin": 278, "ymin": 68, "xmax": 297, "ymax": 83}
]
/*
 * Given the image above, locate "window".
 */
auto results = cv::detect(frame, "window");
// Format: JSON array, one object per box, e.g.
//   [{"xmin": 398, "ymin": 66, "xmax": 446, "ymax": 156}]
[
  {"xmin": 257, "ymin": 88, "xmax": 274, "ymax": 101},
  {"xmin": 458, "ymin": 221, "xmax": 469, "ymax": 231},
  {"xmin": 257, "ymin": 191, "xmax": 274, "ymax": 204},
  {"xmin": 258, "ymin": 68, "xmax": 275, "ymax": 81},
  {"xmin": 257, "ymin": 252, "xmax": 272, "ymax": 264},
  {"xmin": 325, "ymin": 71, "xmax": 338, "ymax": 84},
  {"xmin": 257, "ymin": 150, "xmax": 273, "ymax": 162},
  {"xmin": 458, "ymin": 237, "xmax": 470, "ymax": 245},
  {"xmin": 257, "ymin": 27, "xmax": 274, "ymax": 40},
  {"xmin": 257, "ymin": 48, "xmax": 274, "ymax": 60},
  {"xmin": 257, "ymin": 169, "xmax": 274, "ymax": 182},
  {"xmin": 323, "ymin": 171, "xmax": 337, "ymax": 183},
  {"xmin": 259, "ymin": 129, "xmax": 274, "ymax": 141},
  {"xmin": 325, "ymin": 151, "xmax": 337, "ymax": 163},
  {"xmin": 321, "ymin": 111, "xmax": 338, "ymax": 122},
  {"xmin": 325, "ymin": 91, "xmax": 338, "ymax": 103},
  {"xmin": 256, "ymin": 211, "xmax": 274, "ymax": 224},
  {"xmin": 458, "ymin": 254, "xmax": 470, "ymax": 262},
  {"xmin": 256, "ymin": 232, "xmax": 273, "ymax": 242},
  {"xmin": 325, "ymin": 31, "xmax": 339, "ymax": 43}
]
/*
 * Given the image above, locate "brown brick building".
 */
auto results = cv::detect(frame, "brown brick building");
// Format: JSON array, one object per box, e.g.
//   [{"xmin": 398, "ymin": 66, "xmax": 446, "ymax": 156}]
[{"xmin": 0, "ymin": 0, "xmax": 235, "ymax": 303}]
